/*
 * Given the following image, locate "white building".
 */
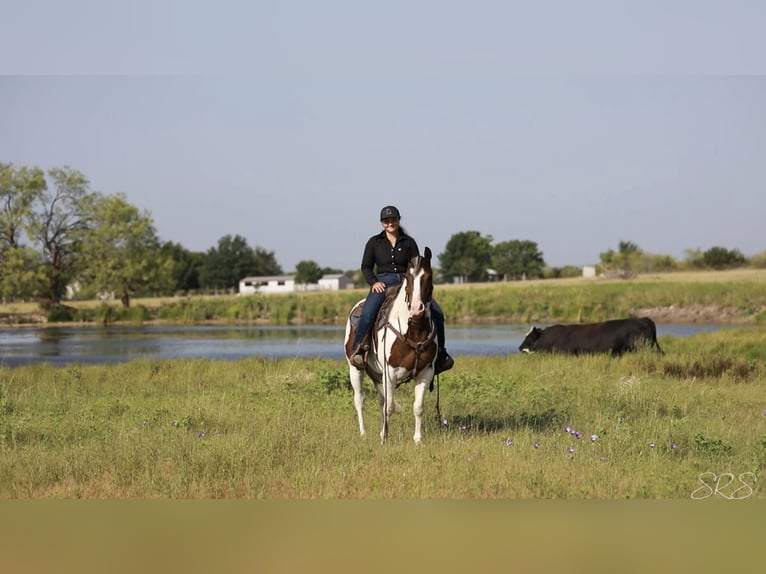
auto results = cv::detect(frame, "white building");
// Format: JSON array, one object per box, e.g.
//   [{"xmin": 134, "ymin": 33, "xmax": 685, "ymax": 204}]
[
  {"xmin": 317, "ymin": 274, "xmax": 353, "ymax": 291},
  {"xmin": 239, "ymin": 275, "xmax": 296, "ymax": 295},
  {"xmin": 239, "ymin": 273, "xmax": 354, "ymax": 295}
]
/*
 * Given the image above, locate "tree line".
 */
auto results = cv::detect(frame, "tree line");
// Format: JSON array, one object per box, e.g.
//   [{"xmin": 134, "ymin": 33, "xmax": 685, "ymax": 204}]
[
  {"xmin": 3, "ymin": 163, "xmax": 762, "ymax": 308},
  {"xmin": 1, "ymin": 163, "xmax": 291, "ymax": 307},
  {"xmin": 438, "ymin": 233, "xmax": 762, "ymax": 283}
]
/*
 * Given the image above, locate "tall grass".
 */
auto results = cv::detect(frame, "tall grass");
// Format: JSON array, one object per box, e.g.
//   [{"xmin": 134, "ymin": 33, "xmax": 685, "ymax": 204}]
[
  {"xmin": 3, "ymin": 269, "xmax": 766, "ymax": 326},
  {"xmin": 2, "ymin": 327, "xmax": 765, "ymax": 499}
]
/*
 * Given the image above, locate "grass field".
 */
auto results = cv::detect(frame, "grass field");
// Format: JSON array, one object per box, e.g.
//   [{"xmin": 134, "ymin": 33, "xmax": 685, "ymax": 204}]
[{"xmin": 2, "ymin": 326, "xmax": 764, "ymax": 499}]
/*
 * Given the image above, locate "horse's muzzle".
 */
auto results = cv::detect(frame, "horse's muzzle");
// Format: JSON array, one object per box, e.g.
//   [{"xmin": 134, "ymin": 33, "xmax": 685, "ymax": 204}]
[{"xmin": 409, "ymin": 302, "xmax": 425, "ymax": 318}]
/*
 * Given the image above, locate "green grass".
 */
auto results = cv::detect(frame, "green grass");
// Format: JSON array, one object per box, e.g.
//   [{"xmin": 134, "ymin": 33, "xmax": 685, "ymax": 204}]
[
  {"xmin": 3, "ymin": 268, "xmax": 766, "ymax": 326},
  {"xmin": 1, "ymin": 327, "xmax": 765, "ymax": 499}
]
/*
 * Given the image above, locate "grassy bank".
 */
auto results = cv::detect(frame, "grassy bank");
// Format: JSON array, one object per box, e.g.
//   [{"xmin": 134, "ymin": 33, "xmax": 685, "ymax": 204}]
[
  {"xmin": 2, "ymin": 326, "xmax": 765, "ymax": 499},
  {"xmin": 2, "ymin": 269, "xmax": 766, "ymax": 326}
]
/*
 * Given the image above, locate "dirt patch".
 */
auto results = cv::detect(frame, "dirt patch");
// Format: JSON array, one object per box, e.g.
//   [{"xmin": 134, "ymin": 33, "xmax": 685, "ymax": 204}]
[{"xmin": 633, "ymin": 305, "xmax": 753, "ymax": 324}]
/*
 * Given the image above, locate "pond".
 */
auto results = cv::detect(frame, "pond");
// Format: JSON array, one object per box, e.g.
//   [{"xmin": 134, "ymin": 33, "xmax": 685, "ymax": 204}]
[{"xmin": 0, "ymin": 323, "xmax": 737, "ymax": 368}]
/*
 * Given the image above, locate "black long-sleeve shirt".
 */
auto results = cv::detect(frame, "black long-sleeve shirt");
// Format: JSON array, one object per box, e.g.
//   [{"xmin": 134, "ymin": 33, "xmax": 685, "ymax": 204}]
[{"xmin": 360, "ymin": 231, "xmax": 420, "ymax": 286}]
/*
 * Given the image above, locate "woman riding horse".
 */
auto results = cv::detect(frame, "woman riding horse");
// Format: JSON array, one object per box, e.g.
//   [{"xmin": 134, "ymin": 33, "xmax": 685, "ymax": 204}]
[
  {"xmin": 345, "ymin": 245, "xmax": 440, "ymax": 442},
  {"xmin": 349, "ymin": 205, "xmax": 453, "ymax": 374}
]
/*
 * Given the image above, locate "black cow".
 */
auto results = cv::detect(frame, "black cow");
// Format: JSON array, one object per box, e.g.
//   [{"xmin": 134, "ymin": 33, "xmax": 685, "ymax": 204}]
[{"xmin": 518, "ymin": 317, "xmax": 663, "ymax": 356}]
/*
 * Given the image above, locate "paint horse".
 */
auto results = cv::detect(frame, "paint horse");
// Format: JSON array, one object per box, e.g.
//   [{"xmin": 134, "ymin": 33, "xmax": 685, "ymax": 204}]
[{"xmin": 343, "ymin": 247, "xmax": 438, "ymax": 443}]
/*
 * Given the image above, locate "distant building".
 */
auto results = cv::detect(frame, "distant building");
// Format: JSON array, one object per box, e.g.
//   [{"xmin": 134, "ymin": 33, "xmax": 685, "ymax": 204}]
[
  {"xmin": 239, "ymin": 273, "xmax": 354, "ymax": 295},
  {"xmin": 317, "ymin": 274, "xmax": 353, "ymax": 291},
  {"xmin": 582, "ymin": 266, "xmax": 597, "ymax": 278},
  {"xmin": 239, "ymin": 275, "xmax": 296, "ymax": 295}
]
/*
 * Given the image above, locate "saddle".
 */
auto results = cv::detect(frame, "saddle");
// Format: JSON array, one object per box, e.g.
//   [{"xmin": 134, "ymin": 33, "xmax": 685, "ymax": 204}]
[
  {"xmin": 349, "ymin": 284, "xmax": 400, "ymax": 331},
  {"xmin": 350, "ymin": 283, "xmax": 402, "ymax": 362}
]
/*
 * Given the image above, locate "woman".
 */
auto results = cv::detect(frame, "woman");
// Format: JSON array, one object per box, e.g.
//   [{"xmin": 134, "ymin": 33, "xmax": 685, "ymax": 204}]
[{"xmin": 350, "ymin": 205, "xmax": 454, "ymax": 374}]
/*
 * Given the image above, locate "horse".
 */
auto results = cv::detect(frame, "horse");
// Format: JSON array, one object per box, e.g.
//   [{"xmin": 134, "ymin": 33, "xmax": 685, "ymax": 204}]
[{"xmin": 343, "ymin": 246, "xmax": 438, "ymax": 443}]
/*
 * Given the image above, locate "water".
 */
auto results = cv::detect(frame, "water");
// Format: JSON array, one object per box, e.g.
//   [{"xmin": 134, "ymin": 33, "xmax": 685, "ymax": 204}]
[{"xmin": 0, "ymin": 323, "xmax": 737, "ymax": 368}]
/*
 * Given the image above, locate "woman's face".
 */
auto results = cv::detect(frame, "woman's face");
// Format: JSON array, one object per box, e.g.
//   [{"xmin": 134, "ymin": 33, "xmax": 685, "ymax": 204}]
[{"xmin": 381, "ymin": 217, "xmax": 400, "ymax": 231}]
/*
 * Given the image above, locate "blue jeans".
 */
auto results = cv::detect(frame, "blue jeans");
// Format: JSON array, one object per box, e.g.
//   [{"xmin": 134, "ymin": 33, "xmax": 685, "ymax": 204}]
[{"xmin": 352, "ymin": 272, "xmax": 447, "ymax": 354}]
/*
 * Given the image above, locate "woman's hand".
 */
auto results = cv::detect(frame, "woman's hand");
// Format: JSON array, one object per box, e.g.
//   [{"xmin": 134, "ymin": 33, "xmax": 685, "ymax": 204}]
[{"xmin": 371, "ymin": 281, "xmax": 386, "ymax": 293}]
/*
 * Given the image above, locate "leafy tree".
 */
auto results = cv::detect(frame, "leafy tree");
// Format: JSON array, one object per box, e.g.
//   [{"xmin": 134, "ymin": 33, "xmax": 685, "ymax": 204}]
[
  {"xmin": 0, "ymin": 246, "xmax": 43, "ymax": 301},
  {"xmin": 599, "ymin": 240, "xmax": 642, "ymax": 277},
  {"xmin": 0, "ymin": 163, "xmax": 46, "ymax": 249},
  {"xmin": 702, "ymin": 246, "xmax": 746, "ymax": 269},
  {"xmin": 294, "ymin": 260, "xmax": 324, "ymax": 285},
  {"xmin": 26, "ymin": 166, "xmax": 98, "ymax": 304},
  {"xmin": 439, "ymin": 231, "xmax": 494, "ymax": 283},
  {"xmin": 492, "ymin": 240, "xmax": 545, "ymax": 280},
  {"xmin": 77, "ymin": 193, "xmax": 173, "ymax": 307},
  {"xmin": 683, "ymin": 248, "xmax": 705, "ymax": 269},
  {"xmin": 749, "ymin": 250, "xmax": 766, "ymax": 269},
  {"xmin": 636, "ymin": 253, "xmax": 678, "ymax": 273},
  {"xmin": 161, "ymin": 241, "xmax": 203, "ymax": 293},
  {"xmin": 0, "ymin": 163, "xmax": 47, "ymax": 300},
  {"xmin": 251, "ymin": 245, "xmax": 283, "ymax": 277},
  {"xmin": 199, "ymin": 235, "xmax": 283, "ymax": 291}
]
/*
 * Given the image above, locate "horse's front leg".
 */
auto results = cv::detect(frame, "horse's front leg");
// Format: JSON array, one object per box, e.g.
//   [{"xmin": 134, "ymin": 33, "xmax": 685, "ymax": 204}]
[
  {"xmin": 349, "ymin": 366, "xmax": 366, "ymax": 437},
  {"xmin": 412, "ymin": 370, "xmax": 434, "ymax": 443},
  {"xmin": 378, "ymin": 377, "xmax": 397, "ymax": 443}
]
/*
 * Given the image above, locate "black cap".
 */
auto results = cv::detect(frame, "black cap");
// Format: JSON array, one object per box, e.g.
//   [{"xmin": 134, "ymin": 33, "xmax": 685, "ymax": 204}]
[{"xmin": 380, "ymin": 205, "xmax": 401, "ymax": 220}]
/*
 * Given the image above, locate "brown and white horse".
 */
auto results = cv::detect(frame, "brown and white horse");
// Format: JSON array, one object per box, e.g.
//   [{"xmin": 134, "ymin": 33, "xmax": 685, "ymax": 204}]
[{"xmin": 343, "ymin": 247, "xmax": 438, "ymax": 443}]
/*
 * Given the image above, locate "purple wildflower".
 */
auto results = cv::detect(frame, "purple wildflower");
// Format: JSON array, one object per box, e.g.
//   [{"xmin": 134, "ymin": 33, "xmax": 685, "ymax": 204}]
[
  {"xmin": 460, "ymin": 424, "xmax": 468, "ymax": 432},
  {"xmin": 670, "ymin": 442, "xmax": 677, "ymax": 450},
  {"xmin": 599, "ymin": 456, "xmax": 606, "ymax": 461},
  {"xmin": 568, "ymin": 446, "xmax": 575, "ymax": 453},
  {"xmin": 198, "ymin": 431, "xmax": 206, "ymax": 438},
  {"xmin": 590, "ymin": 434, "xmax": 598, "ymax": 442},
  {"xmin": 441, "ymin": 418, "xmax": 449, "ymax": 427},
  {"xmin": 564, "ymin": 426, "xmax": 572, "ymax": 433},
  {"xmin": 533, "ymin": 441, "xmax": 541, "ymax": 449},
  {"xmin": 649, "ymin": 442, "xmax": 656, "ymax": 449},
  {"xmin": 574, "ymin": 431, "xmax": 582, "ymax": 439},
  {"xmin": 506, "ymin": 438, "xmax": 514, "ymax": 447}
]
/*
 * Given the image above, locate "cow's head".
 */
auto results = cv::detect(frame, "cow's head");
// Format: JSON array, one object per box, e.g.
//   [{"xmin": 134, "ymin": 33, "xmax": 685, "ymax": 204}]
[{"xmin": 519, "ymin": 326, "xmax": 543, "ymax": 353}]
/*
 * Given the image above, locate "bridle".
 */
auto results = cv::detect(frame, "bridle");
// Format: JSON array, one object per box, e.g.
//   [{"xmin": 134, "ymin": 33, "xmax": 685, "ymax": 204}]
[{"xmin": 386, "ymin": 254, "xmax": 436, "ymax": 381}]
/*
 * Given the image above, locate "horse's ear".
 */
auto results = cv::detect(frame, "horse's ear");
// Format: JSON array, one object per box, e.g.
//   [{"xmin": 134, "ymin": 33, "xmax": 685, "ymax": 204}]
[{"xmin": 424, "ymin": 246, "xmax": 432, "ymax": 261}]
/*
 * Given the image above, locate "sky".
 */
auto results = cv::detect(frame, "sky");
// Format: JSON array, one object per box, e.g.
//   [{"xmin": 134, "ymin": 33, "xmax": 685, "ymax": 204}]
[{"xmin": 1, "ymin": 1, "xmax": 765, "ymax": 272}]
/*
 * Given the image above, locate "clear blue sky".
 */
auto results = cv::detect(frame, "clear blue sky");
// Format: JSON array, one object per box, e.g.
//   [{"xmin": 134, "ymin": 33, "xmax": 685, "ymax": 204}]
[{"xmin": 2, "ymin": 1, "xmax": 764, "ymax": 272}]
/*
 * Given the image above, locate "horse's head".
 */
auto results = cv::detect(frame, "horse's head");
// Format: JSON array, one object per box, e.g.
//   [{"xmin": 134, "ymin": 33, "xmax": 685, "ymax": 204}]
[{"xmin": 404, "ymin": 246, "xmax": 434, "ymax": 319}]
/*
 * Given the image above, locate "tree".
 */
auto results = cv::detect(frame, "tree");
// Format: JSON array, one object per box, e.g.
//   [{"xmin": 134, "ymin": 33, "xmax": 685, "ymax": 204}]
[
  {"xmin": 492, "ymin": 240, "xmax": 545, "ymax": 280},
  {"xmin": 599, "ymin": 240, "xmax": 642, "ymax": 278},
  {"xmin": 26, "ymin": 166, "xmax": 98, "ymax": 304},
  {"xmin": 294, "ymin": 260, "xmax": 323, "ymax": 285},
  {"xmin": 78, "ymin": 193, "xmax": 173, "ymax": 307},
  {"xmin": 702, "ymin": 246, "xmax": 746, "ymax": 269},
  {"xmin": 438, "ymin": 231, "xmax": 494, "ymax": 283},
  {"xmin": 198, "ymin": 235, "xmax": 283, "ymax": 292},
  {"xmin": 684, "ymin": 248, "xmax": 705, "ymax": 269},
  {"xmin": 160, "ymin": 241, "xmax": 203, "ymax": 293},
  {"xmin": 0, "ymin": 163, "xmax": 47, "ymax": 300},
  {"xmin": 251, "ymin": 246, "xmax": 283, "ymax": 277}
]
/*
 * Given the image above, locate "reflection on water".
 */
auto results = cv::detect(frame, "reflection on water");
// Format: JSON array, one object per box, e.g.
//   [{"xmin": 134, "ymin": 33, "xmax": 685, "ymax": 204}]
[{"xmin": 0, "ymin": 323, "xmax": 738, "ymax": 367}]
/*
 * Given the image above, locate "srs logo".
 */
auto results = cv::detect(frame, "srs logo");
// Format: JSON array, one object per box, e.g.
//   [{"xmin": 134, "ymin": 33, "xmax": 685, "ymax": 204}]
[{"xmin": 690, "ymin": 472, "xmax": 757, "ymax": 500}]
